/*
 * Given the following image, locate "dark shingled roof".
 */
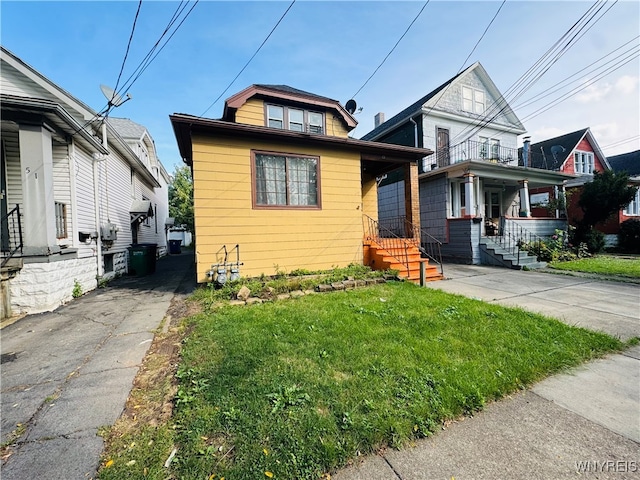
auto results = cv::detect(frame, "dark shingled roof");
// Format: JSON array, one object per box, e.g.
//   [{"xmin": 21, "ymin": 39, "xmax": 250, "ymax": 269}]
[
  {"xmin": 607, "ymin": 150, "xmax": 640, "ymax": 176},
  {"xmin": 253, "ymin": 84, "xmax": 339, "ymax": 104},
  {"xmin": 519, "ymin": 128, "xmax": 589, "ymax": 170},
  {"xmin": 360, "ymin": 70, "xmax": 466, "ymax": 141}
]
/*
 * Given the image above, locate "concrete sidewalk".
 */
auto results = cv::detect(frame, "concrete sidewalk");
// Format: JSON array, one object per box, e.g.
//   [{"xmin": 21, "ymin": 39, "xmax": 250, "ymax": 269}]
[
  {"xmin": 334, "ymin": 265, "xmax": 640, "ymax": 480},
  {"xmin": 0, "ymin": 252, "xmax": 195, "ymax": 480}
]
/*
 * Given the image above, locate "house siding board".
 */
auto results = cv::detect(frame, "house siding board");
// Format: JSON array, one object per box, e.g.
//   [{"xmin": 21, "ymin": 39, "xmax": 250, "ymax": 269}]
[
  {"xmin": 378, "ymin": 180, "xmax": 405, "ymax": 224},
  {"xmin": 52, "ymin": 141, "xmax": 72, "ymax": 243},
  {"xmin": 377, "ymin": 119, "xmax": 421, "ymax": 148},
  {"xmin": 101, "ymin": 153, "xmax": 134, "ymax": 254},
  {"xmin": 0, "ymin": 63, "xmax": 60, "ymax": 102},
  {"xmin": 440, "ymin": 219, "xmax": 478, "ymax": 264},
  {"xmin": 419, "ymin": 175, "xmax": 447, "ymax": 242},
  {"xmin": 4, "ymin": 128, "xmax": 23, "ymax": 215},
  {"xmin": 429, "ymin": 70, "xmax": 511, "ymax": 126},
  {"xmin": 192, "ymin": 134, "xmax": 364, "ymax": 281},
  {"xmin": 235, "ymin": 98, "xmax": 264, "ymax": 126},
  {"xmin": 74, "ymin": 145, "xmax": 98, "ymax": 259}
]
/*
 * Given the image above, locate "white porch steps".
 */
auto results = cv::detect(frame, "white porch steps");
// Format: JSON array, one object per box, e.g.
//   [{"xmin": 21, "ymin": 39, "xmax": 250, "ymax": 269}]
[{"xmin": 480, "ymin": 237, "xmax": 547, "ymax": 270}]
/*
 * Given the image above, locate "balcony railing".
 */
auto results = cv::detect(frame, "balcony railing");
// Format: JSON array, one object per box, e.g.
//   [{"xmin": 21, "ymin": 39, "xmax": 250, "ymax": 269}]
[
  {"xmin": 1, "ymin": 204, "xmax": 23, "ymax": 267},
  {"xmin": 424, "ymin": 140, "xmax": 519, "ymax": 169}
]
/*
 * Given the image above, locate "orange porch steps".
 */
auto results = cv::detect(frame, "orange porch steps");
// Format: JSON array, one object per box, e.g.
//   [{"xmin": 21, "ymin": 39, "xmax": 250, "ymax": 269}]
[{"xmin": 363, "ymin": 242, "xmax": 443, "ymax": 283}]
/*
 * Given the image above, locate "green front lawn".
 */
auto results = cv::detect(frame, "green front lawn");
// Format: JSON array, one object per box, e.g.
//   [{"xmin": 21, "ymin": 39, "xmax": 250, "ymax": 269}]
[
  {"xmin": 550, "ymin": 255, "xmax": 640, "ymax": 278},
  {"xmin": 100, "ymin": 282, "xmax": 627, "ymax": 480}
]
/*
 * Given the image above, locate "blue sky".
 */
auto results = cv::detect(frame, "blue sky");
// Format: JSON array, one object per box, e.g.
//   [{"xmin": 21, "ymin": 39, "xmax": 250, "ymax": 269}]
[{"xmin": 2, "ymin": 1, "xmax": 639, "ymax": 174}]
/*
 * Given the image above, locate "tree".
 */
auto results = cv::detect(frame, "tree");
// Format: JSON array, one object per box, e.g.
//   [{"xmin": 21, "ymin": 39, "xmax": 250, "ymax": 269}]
[
  {"xmin": 574, "ymin": 170, "xmax": 637, "ymax": 250},
  {"xmin": 168, "ymin": 165, "xmax": 194, "ymax": 233}
]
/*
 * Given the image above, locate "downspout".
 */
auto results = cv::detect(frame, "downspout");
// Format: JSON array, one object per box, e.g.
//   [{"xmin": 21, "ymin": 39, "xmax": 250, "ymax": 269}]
[
  {"xmin": 409, "ymin": 116, "xmax": 424, "ymax": 174},
  {"xmin": 92, "ymin": 122, "xmax": 106, "ymax": 277}
]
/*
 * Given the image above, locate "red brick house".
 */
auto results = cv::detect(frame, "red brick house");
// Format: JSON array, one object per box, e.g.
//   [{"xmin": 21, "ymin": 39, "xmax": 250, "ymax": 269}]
[{"xmin": 523, "ymin": 129, "xmax": 639, "ymax": 245}]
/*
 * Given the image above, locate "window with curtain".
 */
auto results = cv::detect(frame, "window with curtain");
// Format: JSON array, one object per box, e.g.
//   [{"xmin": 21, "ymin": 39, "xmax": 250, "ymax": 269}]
[{"xmin": 254, "ymin": 152, "xmax": 320, "ymax": 208}]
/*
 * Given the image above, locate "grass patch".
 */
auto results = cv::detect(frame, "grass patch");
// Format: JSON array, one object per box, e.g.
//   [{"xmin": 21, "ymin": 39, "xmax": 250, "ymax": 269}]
[
  {"xmin": 550, "ymin": 254, "xmax": 640, "ymax": 278},
  {"xmin": 190, "ymin": 263, "xmax": 393, "ymax": 306},
  {"xmin": 160, "ymin": 282, "xmax": 624, "ymax": 479}
]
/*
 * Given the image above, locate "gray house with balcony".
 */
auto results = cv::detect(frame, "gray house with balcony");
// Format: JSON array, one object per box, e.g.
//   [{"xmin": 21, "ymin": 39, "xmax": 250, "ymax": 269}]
[{"xmin": 362, "ymin": 62, "xmax": 573, "ymax": 268}]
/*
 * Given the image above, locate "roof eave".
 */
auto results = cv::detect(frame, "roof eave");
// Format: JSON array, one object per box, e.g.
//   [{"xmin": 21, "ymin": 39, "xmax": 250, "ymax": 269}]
[{"xmin": 169, "ymin": 114, "xmax": 432, "ymax": 166}]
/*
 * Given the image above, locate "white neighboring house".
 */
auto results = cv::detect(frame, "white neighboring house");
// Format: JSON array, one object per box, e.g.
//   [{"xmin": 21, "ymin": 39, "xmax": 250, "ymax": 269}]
[
  {"xmin": 362, "ymin": 62, "xmax": 573, "ymax": 267},
  {"xmin": 1, "ymin": 46, "xmax": 170, "ymax": 319}
]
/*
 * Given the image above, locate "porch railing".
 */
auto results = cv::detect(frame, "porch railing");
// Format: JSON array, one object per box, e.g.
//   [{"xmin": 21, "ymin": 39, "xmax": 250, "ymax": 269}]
[
  {"xmin": 1, "ymin": 204, "xmax": 23, "ymax": 268},
  {"xmin": 424, "ymin": 140, "xmax": 519, "ymax": 169},
  {"xmin": 363, "ymin": 214, "xmax": 410, "ymax": 277},
  {"xmin": 378, "ymin": 215, "xmax": 444, "ymax": 276},
  {"xmin": 489, "ymin": 217, "xmax": 547, "ymax": 265}
]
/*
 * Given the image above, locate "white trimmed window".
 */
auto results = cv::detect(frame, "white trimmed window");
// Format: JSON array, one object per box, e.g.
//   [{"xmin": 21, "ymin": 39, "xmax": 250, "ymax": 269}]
[
  {"xmin": 624, "ymin": 188, "xmax": 640, "ymax": 216},
  {"xmin": 574, "ymin": 151, "xmax": 595, "ymax": 174},
  {"xmin": 266, "ymin": 104, "xmax": 324, "ymax": 134},
  {"xmin": 462, "ymin": 86, "xmax": 485, "ymax": 114}
]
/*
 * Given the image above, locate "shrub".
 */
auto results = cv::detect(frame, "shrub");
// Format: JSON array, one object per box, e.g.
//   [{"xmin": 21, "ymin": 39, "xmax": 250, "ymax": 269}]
[
  {"xmin": 619, "ymin": 219, "xmax": 640, "ymax": 253},
  {"xmin": 584, "ymin": 228, "xmax": 605, "ymax": 254}
]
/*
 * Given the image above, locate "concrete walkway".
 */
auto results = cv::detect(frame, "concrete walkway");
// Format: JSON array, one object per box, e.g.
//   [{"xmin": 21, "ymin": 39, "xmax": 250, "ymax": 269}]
[
  {"xmin": 334, "ymin": 265, "xmax": 640, "ymax": 480},
  {"xmin": 0, "ymin": 252, "xmax": 195, "ymax": 480}
]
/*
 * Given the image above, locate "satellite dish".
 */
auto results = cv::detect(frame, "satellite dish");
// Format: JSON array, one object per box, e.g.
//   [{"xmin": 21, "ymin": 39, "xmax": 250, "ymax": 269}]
[
  {"xmin": 100, "ymin": 84, "xmax": 129, "ymax": 107},
  {"xmin": 345, "ymin": 99, "xmax": 357, "ymax": 115}
]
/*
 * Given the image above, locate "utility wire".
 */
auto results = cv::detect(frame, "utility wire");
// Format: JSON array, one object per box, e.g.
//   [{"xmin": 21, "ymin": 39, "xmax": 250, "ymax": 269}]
[
  {"xmin": 451, "ymin": 0, "xmax": 617, "ymax": 145},
  {"xmin": 514, "ymin": 36, "xmax": 639, "ymax": 109},
  {"xmin": 113, "ymin": 0, "xmax": 143, "ymax": 97},
  {"xmin": 418, "ymin": 0, "xmax": 506, "ymax": 126},
  {"xmin": 73, "ymin": 0, "xmax": 198, "ymax": 138},
  {"xmin": 351, "ymin": 1, "xmax": 430, "ymax": 100},
  {"xmin": 520, "ymin": 50, "xmax": 639, "ymax": 122},
  {"xmin": 117, "ymin": 0, "xmax": 198, "ymax": 98},
  {"xmin": 199, "ymin": 0, "xmax": 296, "ymax": 117},
  {"xmin": 600, "ymin": 135, "xmax": 640, "ymax": 150}
]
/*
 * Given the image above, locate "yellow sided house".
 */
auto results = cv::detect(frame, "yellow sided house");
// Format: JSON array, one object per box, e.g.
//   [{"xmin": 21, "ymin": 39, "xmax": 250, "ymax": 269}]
[{"xmin": 170, "ymin": 85, "xmax": 439, "ymax": 284}]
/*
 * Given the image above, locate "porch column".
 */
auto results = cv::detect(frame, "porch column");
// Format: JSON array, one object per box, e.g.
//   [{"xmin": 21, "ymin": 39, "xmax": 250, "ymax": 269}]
[
  {"xmin": 19, "ymin": 124, "xmax": 58, "ymax": 253},
  {"xmin": 403, "ymin": 162, "xmax": 420, "ymax": 238},
  {"xmin": 464, "ymin": 173, "xmax": 476, "ymax": 217},
  {"xmin": 519, "ymin": 179, "xmax": 531, "ymax": 217}
]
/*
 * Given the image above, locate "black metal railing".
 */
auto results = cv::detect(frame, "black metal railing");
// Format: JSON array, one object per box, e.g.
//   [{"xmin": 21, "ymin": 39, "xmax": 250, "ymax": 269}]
[
  {"xmin": 377, "ymin": 215, "xmax": 444, "ymax": 276},
  {"xmin": 363, "ymin": 214, "xmax": 411, "ymax": 277},
  {"xmin": 424, "ymin": 140, "xmax": 519, "ymax": 169},
  {"xmin": 488, "ymin": 217, "xmax": 547, "ymax": 265},
  {"xmin": 1, "ymin": 204, "xmax": 23, "ymax": 267}
]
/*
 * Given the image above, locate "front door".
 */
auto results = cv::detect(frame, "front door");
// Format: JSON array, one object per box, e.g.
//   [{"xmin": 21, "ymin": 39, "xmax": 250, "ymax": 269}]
[
  {"xmin": 485, "ymin": 190, "xmax": 502, "ymax": 219},
  {"xmin": 436, "ymin": 128, "xmax": 450, "ymax": 167}
]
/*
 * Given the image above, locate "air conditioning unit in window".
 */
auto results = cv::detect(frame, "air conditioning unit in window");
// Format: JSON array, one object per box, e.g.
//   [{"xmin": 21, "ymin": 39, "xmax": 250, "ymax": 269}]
[{"xmin": 101, "ymin": 223, "xmax": 118, "ymax": 242}]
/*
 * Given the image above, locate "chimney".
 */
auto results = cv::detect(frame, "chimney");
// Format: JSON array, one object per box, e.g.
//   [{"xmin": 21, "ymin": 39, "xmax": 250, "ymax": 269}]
[
  {"xmin": 374, "ymin": 112, "xmax": 385, "ymax": 128},
  {"xmin": 523, "ymin": 136, "xmax": 531, "ymax": 168}
]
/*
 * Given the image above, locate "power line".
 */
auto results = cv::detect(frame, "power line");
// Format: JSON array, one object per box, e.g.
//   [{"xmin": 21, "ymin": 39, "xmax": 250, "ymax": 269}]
[
  {"xmin": 113, "ymin": 0, "xmax": 143, "ymax": 97},
  {"xmin": 91, "ymin": 1, "xmax": 198, "ymax": 121},
  {"xmin": 450, "ymin": 0, "xmax": 618, "ymax": 145},
  {"xmin": 351, "ymin": 1, "xmax": 430, "ymax": 100},
  {"xmin": 600, "ymin": 135, "xmax": 640, "ymax": 150},
  {"xmin": 520, "ymin": 49, "xmax": 639, "ymax": 122},
  {"xmin": 418, "ymin": 0, "xmax": 506, "ymax": 126},
  {"xmin": 514, "ymin": 36, "xmax": 639, "ymax": 110},
  {"xmin": 199, "ymin": 0, "xmax": 296, "ymax": 118}
]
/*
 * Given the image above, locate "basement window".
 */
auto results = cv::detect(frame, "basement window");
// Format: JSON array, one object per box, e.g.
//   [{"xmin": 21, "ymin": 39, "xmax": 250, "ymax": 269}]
[{"xmin": 55, "ymin": 202, "xmax": 67, "ymax": 239}]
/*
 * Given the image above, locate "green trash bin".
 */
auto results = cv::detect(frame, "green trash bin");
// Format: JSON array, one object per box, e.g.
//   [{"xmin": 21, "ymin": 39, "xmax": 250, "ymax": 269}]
[{"xmin": 128, "ymin": 243, "xmax": 157, "ymax": 276}]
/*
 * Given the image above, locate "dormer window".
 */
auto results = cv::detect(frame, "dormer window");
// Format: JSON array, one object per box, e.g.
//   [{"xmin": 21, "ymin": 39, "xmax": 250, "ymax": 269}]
[{"xmin": 266, "ymin": 103, "xmax": 324, "ymax": 134}]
